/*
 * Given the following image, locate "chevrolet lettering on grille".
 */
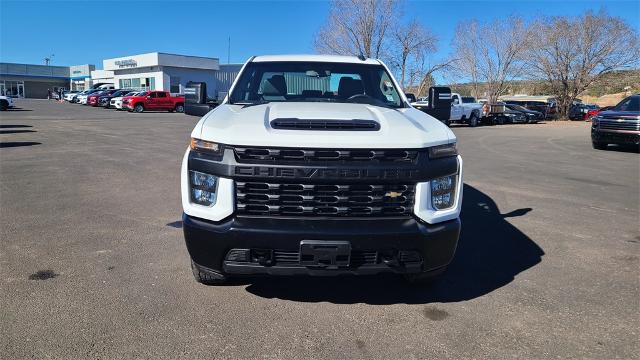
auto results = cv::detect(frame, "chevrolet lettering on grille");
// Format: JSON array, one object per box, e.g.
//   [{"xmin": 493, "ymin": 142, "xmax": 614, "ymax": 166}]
[{"xmin": 234, "ymin": 166, "xmax": 420, "ymax": 179}]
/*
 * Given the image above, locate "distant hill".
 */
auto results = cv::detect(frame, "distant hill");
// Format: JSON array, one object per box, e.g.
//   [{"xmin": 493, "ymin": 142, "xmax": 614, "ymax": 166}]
[{"xmin": 444, "ymin": 69, "xmax": 640, "ymax": 104}]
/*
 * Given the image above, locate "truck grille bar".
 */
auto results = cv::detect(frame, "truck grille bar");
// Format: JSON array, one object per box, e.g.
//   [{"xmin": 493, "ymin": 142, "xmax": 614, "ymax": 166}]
[
  {"xmin": 234, "ymin": 147, "xmax": 419, "ymax": 163},
  {"xmin": 599, "ymin": 119, "xmax": 640, "ymax": 131},
  {"xmin": 236, "ymin": 181, "xmax": 415, "ymax": 217}
]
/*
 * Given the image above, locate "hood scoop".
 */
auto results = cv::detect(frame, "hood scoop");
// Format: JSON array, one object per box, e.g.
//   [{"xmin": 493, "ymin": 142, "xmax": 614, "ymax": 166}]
[{"xmin": 270, "ymin": 118, "xmax": 380, "ymax": 131}]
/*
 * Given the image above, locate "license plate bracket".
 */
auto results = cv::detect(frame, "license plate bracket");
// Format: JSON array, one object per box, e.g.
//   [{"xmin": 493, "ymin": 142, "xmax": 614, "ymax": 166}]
[{"xmin": 300, "ymin": 240, "xmax": 351, "ymax": 268}]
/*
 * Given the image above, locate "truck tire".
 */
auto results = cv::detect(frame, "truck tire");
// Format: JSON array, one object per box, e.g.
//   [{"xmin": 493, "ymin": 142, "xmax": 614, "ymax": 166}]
[
  {"xmin": 133, "ymin": 104, "xmax": 144, "ymax": 113},
  {"xmin": 404, "ymin": 266, "xmax": 447, "ymax": 286},
  {"xmin": 592, "ymin": 141, "xmax": 607, "ymax": 150},
  {"xmin": 0, "ymin": 100, "xmax": 7, "ymax": 111},
  {"xmin": 468, "ymin": 113, "xmax": 478, "ymax": 127},
  {"xmin": 191, "ymin": 260, "xmax": 228, "ymax": 285},
  {"xmin": 175, "ymin": 103, "xmax": 184, "ymax": 113}
]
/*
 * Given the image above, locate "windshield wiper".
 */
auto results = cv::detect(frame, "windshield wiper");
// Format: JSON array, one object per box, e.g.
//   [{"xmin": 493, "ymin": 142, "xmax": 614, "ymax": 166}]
[{"xmin": 231, "ymin": 99, "xmax": 270, "ymax": 108}]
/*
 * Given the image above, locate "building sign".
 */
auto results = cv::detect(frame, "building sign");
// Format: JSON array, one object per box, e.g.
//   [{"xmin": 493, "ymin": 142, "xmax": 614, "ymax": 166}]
[{"xmin": 114, "ymin": 59, "xmax": 137, "ymax": 68}]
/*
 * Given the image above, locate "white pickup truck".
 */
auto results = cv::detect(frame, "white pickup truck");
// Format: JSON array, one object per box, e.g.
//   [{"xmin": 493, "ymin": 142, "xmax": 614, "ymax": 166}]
[
  {"xmin": 181, "ymin": 54, "xmax": 463, "ymax": 285},
  {"xmin": 448, "ymin": 93, "xmax": 484, "ymax": 127}
]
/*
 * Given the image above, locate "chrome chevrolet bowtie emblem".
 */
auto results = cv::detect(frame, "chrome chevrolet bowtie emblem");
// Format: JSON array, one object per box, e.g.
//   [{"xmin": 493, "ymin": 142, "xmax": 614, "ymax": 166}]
[{"xmin": 385, "ymin": 191, "xmax": 402, "ymax": 198}]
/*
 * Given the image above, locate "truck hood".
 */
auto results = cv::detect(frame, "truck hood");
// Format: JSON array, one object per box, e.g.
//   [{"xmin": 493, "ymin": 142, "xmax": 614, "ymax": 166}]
[{"xmin": 194, "ymin": 102, "xmax": 454, "ymax": 149}]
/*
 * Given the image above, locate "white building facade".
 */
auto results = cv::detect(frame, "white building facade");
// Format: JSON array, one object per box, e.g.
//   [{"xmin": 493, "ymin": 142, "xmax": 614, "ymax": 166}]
[{"xmin": 100, "ymin": 52, "xmax": 221, "ymax": 96}]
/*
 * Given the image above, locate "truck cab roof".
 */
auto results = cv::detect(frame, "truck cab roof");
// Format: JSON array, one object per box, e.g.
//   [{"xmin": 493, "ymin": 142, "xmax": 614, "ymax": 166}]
[{"xmin": 251, "ymin": 54, "xmax": 382, "ymax": 65}]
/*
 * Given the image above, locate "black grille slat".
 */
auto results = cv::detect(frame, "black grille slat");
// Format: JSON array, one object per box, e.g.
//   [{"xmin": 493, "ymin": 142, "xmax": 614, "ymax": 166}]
[
  {"xmin": 236, "ymin": 181, "xmax": 414, "ymax": 217},
  {"xmin": 234, "ymin": 147, "xmax": 419, "ymax": 163}
]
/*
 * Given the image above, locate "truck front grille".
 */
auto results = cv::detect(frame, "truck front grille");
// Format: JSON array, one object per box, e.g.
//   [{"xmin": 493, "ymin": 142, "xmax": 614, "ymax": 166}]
[
  {"xmin": 599, "ymin": 119, "xmax": 640, "ymax": 131},
  {"xmin": 236, "ymin": 181, "xmax": 415, "ymax": 217},
  {"xmin": 234, "ymin": 147, "xmax": 419, "ymax": 163}
]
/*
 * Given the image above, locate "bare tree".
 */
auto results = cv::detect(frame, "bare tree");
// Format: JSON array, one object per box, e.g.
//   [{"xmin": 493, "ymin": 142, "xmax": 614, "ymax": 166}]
[
  {"xmin": 387, "ymin": 20, "xmax": 437, "ymax": 89},
  {"xmin": 452, "ymin": 16, "xmax": 529, "ymax": 101},
  {"xmin": 526, "ymin": 10, "xmax": 640, "ymax": 118},
  {"xmin": 314, "ymin": 0, "xmax": 401, "ymax": 59}
]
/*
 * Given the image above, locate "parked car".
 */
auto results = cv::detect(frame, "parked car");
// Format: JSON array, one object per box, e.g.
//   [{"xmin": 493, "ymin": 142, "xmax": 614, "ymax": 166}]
[
  {"xmin": 569, "ymin": 103, "xmax": 599, "ymax": 121},
  {"xmin": 0, "ymin": 95, "xmax": 14, "ymax": 111},
  {"xmin": 110, "ymin": 91, "xmax": 139, "ymax": 110},
  {"xmin": 123, "ymin": 91, "xmax": 185, "ymax": 113},
  {"xmin": 448, "ymin": 93, "xmax": 483, "ymax": 127},
  {"xmin": 76, "ymin": 89, "xmax": 103, "ymax": 104},
  {"xmin": 585, "ymin": 106, "xmax": 613, "ymax": 121},
  {"xmin": 182, "ymin": 54, "xmax": 462, "ymax": 285},
  {"xmin": 88, "ymin": 90, "xmax": 115, "ymax": 106},
  {"xmin": 97, "ymin": 89, "xmax": 132, "ymax": 108},
  {"xmin": 504, "ymin": 104, "xmax": 543, "ymax": 123},
  {"xmin": 504, "ymin": 99, "xmax": 556, "ymax": 119},
  {"xmin": 63, "ymin": 91, "xmax": 80, "ymax": 102},
  {"xmin": 591, "ymin": 94, "xmax": 639, "ymax": 150}
]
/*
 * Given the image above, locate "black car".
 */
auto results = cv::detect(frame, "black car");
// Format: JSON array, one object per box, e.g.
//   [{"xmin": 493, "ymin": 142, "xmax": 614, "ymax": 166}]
[
  {"xmin": 98, "ymin": 89, "xmax": 133, "ymax": 108},
  {"xmin": 591, "ymin": 94, "xmax": 640, "ymax": 150},
  {"xmin": 504, "ymin": 104, "xmax": 543, "ymax": 123},
  {"xmin": 505, "ymin": 100, "xmax": 555, "ymax": 119}
]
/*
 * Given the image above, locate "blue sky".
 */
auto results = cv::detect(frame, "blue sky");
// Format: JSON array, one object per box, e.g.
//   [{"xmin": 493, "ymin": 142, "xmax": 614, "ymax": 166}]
[{"xmin": 1, "ymin": 0, "xmax": 638, "ymax": 69}]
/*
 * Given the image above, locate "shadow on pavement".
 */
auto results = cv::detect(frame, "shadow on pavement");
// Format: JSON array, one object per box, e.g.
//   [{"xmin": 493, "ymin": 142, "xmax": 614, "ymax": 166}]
[
  {"xmin": 3, "ymin": 108, "xmax": 33, "ymax": 112},
  {"xmin": 0, "ymin": 125, "xmax": 32, "ymax": 128},
  {"xmin": 244, "ymin": 184, "xmax": 544, "ymax": 304},
  {"xmin": 0, "ymin": 129, "xmax": 36, "ymax": 134},
  {"xmin": 0, "ymin": 141, "xmax": 41, "ymax": 148}
]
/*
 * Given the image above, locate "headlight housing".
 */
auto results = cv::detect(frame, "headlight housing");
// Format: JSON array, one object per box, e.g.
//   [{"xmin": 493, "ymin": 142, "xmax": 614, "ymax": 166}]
[
  {"xmin": 592, "ymin": 116, "xmax": 602, "ymax": 126},
  {"xmin": 190, "ymin": 138, "xmax": 223, "ymax": 155},
  {"xmin": 428, "ymin": 143, "xmax": 458, "ymax": 159},
  {"xmin": 430, "ymin": 174, "xmax": 457, "ymax": 210},
  {"xmin": 189, "ymin": 170, "xmax": 218, "ymax": 206}
]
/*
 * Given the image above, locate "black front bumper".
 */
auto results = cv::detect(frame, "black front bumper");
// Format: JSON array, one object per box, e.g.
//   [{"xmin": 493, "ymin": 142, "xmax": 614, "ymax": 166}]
[
  {"xmin": 183, "ymin": 213, "xmax": 460, "ymax": 277},
  {"xmin": 592, "ymin": 128, "xmax": 640, "ymax": 145}
]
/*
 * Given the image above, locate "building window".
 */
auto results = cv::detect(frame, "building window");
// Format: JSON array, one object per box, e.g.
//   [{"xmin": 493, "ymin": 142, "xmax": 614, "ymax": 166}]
[
  {"xmin": 170, "ymin": 76, "xmax": 181, "ymax": 94},
  {"xmin": 0, "ymin": 80, "xmax": 25, "ymax": 97}
]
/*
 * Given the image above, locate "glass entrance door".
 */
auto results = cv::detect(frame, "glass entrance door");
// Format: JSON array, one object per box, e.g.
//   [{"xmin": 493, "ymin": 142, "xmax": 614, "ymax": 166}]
[
  {"xmin": 0, "ymin": 82, "xmax": 5, "ymax": 96},
  {"xmin": 17, "ymin": 83, "xmax": 25, "ymax": 98}
]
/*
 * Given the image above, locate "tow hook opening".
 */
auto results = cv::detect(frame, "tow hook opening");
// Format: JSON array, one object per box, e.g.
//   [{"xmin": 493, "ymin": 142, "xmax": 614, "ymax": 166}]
[{"xmin": 250, "ymin": 249, "xmax": 274, "ymax": 266}]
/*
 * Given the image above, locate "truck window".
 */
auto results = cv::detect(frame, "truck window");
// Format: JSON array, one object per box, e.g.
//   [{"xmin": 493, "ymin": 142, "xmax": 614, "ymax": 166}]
[
  {"xmin": 461, "ymin": 96, "xmax": 476, "ymax": 103},
  {"xmin": 230, "ymin": 61, "xmax": 403, "ymax": 108},
  {"xmin": 156, "ymin": 92, "xmax": 167, "ymax": 98}
]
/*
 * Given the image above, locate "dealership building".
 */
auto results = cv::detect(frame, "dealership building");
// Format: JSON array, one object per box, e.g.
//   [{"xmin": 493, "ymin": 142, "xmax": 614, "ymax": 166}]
[{"xmin": 0, "ymin": 52, "xmax": 242, "ymax": 100}]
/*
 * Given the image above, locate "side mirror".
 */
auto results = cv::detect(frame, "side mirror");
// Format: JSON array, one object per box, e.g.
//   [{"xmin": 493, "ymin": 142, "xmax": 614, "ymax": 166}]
[{"xmin": 146, "ymin": 96, "xmax": 152, "ymax": 100}]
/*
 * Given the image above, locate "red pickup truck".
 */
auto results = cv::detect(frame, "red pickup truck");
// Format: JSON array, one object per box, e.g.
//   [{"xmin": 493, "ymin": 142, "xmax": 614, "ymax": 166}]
[{"xmin": 123, "ymin": 91, "xmax": 185, "ymax": 113}]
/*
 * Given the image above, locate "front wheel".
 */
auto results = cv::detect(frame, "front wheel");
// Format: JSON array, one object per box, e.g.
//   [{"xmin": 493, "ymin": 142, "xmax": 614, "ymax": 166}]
[
  {"xmin": 468, "ymin": 113, "xmax": 478, "ymax": 127},
  {"xmin": 175, "ymin": 104, "xmax": 184, "ymax": 113},
  {"xmin": 133, "ymin": 104, "xmax": 144, "ymax": 113},
  {"xmin": 0, "ymin": 101, "xmax": 7, "ymax": 111}
]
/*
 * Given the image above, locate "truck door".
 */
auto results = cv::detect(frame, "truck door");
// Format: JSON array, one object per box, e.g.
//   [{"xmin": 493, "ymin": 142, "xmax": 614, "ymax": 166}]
[
  {"xmin": 156, "ymin": 91, "xmax": 170, "ymax": 109},
  {"xmin": 146, "ymin": 92, "xmax": 159, "ymax": 110},
  {"xmin": 450, "ymin": 94, "xmax": 463, "ymax": 120}
]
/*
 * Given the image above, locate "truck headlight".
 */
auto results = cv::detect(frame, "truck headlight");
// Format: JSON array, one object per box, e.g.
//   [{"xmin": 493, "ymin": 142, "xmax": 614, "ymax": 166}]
[
  {"xmin": 428, "ymin": 143, "xmax": 458, "ymax": 159},
  {"xmin": 431, "ymin": 174, "xmax": 457, "ymax": 210},
  {"xmin": 189, "ymin": 170, "xmax": 218, "ymax": 206}
]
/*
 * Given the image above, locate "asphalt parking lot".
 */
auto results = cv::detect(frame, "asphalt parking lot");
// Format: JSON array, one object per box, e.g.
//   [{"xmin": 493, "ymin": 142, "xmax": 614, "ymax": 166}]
[{"xmin": 1, "ymin": 99, "xmax": 638, "ymax": 359}]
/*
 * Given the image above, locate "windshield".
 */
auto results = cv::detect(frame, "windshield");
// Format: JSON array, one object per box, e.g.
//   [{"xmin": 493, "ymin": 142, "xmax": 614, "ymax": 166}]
[
  {"xmin": 614, "ymin": 96, "xmax": 639, "ymax": 112},
  {"xmin": 461, "ymin": 96, "xmax": 476, "ymax": 103},
  {"xmin": 508, "ymin": 104, "xmax": 529, "ymax": 112},
  {"xmin": 229, "ymin": 61, "xmax": 404, "ymax": 108}
]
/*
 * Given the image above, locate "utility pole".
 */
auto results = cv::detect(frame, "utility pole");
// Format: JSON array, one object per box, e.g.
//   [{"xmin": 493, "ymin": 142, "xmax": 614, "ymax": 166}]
[
  {"xmin": 44, "ymin": 54, "xmax": 55, "ymax": 66},
  {"xmin": 227, "ymin": 37, "xmax": 230, "ymax": 64}
]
